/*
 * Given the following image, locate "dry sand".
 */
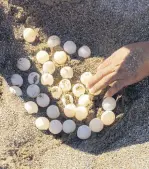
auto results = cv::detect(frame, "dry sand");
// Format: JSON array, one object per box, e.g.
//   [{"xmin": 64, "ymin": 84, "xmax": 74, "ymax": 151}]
[{"xmin": 1, "ymin": 0, "xmax": 149, "ymax": 169}]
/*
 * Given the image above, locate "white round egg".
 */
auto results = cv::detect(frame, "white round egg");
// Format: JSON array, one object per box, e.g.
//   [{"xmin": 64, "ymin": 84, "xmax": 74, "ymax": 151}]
[
  {"xmin": 64, "ymin": 104, "xmax": 76, "ymax": 118},
  {"xmin": 60, "ymin": 66, "xmax": 73, "ymax": 79},
  {"xmin": 59, "ymin": 79, "xmax": 71, "ymax": 92},
  {"xmin": 23, "ymin": 28, "xmax": 37, "ymax": 43},
  {"xmin": 11, "ymin": 74, "xmax": 23, "ymax": 87},
  {"xmin": 9, "ymin": 86, "xmax": 22, "ymax": 96},
  {"xmin": 24, "ymin": 101, "xmax": 38, "ymax": 114},
  {"xmin": 89, "ymin": 118, "xmax": 104, "ymax": 132},
  {"xmin": 35, "ymin": 117, "xmax": 50, "ymax": 130},
  {"xmin": 102, "ymin": 97, "xmax": 116, "ymax": 111},
  {"xmin": 47, "ymin": 35, "xmax": 61, "ymax": 48},
  {"xmin": 53, "ymin": 51, "xmax": 67, "ymax": 64},
  {"xmin": 49, "ymin": 120, "xmax": 62, "ymax": 134},
  {"xmin": 63, "ymin": 120, "xmax": 76, "ymax": 134},
  {"xmin": 43, "ymin": 61, "xmax": 55, "ymax": 74},
  {"xmin": 75, "ymin": 106, "xmax": 88, "ymax": 121},
  {"xmin": 17, "ymin": 58, "xmax": 31, "ymax": 71},
  {"xmin": 101, "ymin": 111, "xmax": 115, "ymax": 125},
  {"xmin": 80, "ymin": 72, "xmax": 93, "ymax": 86},
  {"xmin": 78, "ymin": 94, "xmax": 91, "ymax": 106},
  {"xmin": 61, "ymin": 94, "xmax": 74, "ymax": 106},
  {"xmin": 36, "ymin": 50, "xmax": 49, "ymax": 64},
  {"xmin": 27, "ymin": 84, "xmax": 40, "ymax": 98},
  {"xmin": 63, "ymin": 41, "xmax": 77, "ymax": 54},
  {"xmin": 46, "ymin": 105, "xmax": 60, "ymax": 119},
  {"xmin": 77, "ymin": 125, "xmax": 91, "ymax": 139},
  {"xmin": 28, "ymin": 72, "xmax": 40, "ymax": 84},
  {"xmin": 36, "ymin": 93, "xmax": 50, "ymax": 107},
  {"xmin": 78, "ymin": 45, "xmax": 91, "ymax": 58},
  {"xmin": 41, "ymin": 73, "xmax": 54, "ymax": 86},
  {"xmin": 72, "ymin": 83, "xmax": 85, "ymax": 97},
  {"xmin": 50, "ymin": 86, "xmax": 62, "ymax": 99}
]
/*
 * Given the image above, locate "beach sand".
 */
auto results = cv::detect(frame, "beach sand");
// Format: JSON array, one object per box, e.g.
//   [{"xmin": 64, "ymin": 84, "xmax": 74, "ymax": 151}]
[{"xmin": 1, "ymin": 0, "xmax": 149, "ymax": 168}]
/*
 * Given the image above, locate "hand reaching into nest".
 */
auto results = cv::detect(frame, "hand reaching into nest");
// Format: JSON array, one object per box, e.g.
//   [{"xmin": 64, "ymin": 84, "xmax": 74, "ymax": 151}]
[{"xmin": 88, "ymin": 42, "xmax": 149, "ymax": 97}]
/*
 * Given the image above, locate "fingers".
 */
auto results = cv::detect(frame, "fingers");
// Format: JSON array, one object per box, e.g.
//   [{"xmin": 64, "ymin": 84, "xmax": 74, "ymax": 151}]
[
  {"xmin": 88, "ymin": 66, "xmax": 115, "ymax": 88},
  {"xmin": 104, "ymin": 80, "xmax": 127, "ymax": 97},
  {"xmin": 97, "ymin": 56, "xmax": 113, "ymax": 71},
  {"xmin": 89, "ymin": 72, "xmax": 118, "ymax": 94}
]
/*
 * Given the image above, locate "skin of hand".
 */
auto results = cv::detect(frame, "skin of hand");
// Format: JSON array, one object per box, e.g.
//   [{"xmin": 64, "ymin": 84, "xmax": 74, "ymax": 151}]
[{"xmin": 87, "ymin": 42, "xmax": 149, "ymax": 97}]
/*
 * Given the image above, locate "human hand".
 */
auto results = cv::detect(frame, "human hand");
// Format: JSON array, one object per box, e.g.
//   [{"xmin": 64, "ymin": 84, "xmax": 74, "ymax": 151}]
[{"xmin": 88, "ymin": 42, "xmax": 149, "ymax": 97}]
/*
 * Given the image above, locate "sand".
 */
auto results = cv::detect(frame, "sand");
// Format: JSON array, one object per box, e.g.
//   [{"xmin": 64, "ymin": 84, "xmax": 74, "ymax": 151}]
[{"xmin": 1, "ymin": 0, "xmax": 149, "ymax": 169}]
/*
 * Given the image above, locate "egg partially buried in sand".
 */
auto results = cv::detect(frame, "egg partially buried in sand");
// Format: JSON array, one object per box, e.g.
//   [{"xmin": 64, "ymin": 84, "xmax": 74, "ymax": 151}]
[
  {"xmin": 63, "ymin": 120, "xmax": 76, "ymax": 134},
  {"xmin": 46, "ymin": 105, "xmax": 60, "ymax": 119},
  {"xmin": 27, "ymin": 84, "xmax": 40, "ymax": 98},
  {"xmin": 23, "ymin": 28, "xmax": 37, "ymax": 43},
  {"xmin": 36, "ymin": 93, "xmax": 50, "ymax": 107},
  {"xmin": 49, "ymin": 120, "xmax": 62, "ymax": 134},
  {"xmin": 102, "ymin": 97, "xmax": 116, "ymax": 111},
  {"xmin": 11, "ymin": 74, "xmax": 23, "ymax": 87},
  {"xmin": 101, "ymin": 111, "xmax": 115, "ymax": 126},
  {"xmin": 64, "ymin": 104, "xmax": 76, "ymax": 118},
  {"xmin": 53, "ymin": 51, "xmax": 67, "ymax": 64},
  {"xmin": 63, "ymin": 41, "xmax": 77, "ymax": 54},
  {"xmin": 78, "ymin": 45, "xmax": 91, "ymax": 58},
  {"xmin": 60, "ymin": 66, "xmax": 73, "ymax": 79},
  {"xmin": 36, "ymin": 50, "xmax": 49, "ymax": 64},
  {"xmin": 89, "ymin": 118, "xmax": 104, "ymax": 132},
  {"xmin": 47, "ymin": 35, "xmax": 61, "ymax": 48},
  {"xmin": 77, "ymin": 125, "xmax": 91, "ymax": 139},
  {"xmin": 35, "ymin": 117, "xmax": 50, "ymax": 130},
  {"xmin": 24, "ymin": 101, "xmax": 38, "ymax": 114},
  {"xmin": 17, "ymin": 58, "xmax": 31, "ymax": 71}
]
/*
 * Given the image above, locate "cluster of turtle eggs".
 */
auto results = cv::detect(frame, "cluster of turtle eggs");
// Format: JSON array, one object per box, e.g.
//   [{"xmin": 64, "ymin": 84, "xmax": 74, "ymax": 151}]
[{"xmin": 9, "ymin": 28, "xmax": 117, "ymax": 140}]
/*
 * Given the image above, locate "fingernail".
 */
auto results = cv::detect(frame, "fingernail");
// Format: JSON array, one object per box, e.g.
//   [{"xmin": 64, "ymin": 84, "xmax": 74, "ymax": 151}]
[{"xmin": 89, "ymin": 88, "xmax": 94, "ymax": 94}]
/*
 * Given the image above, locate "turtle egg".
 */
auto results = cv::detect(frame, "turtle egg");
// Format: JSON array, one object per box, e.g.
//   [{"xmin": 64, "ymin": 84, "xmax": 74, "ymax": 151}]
[
  {"xmin": 53, "ymin": 51, "xmax": 67, "ymax": 64},
  {"xmin": 17, "ymin": 58, "xmax": 31, "ymax": 71},
  {"xmin": 28, "ymin": 72, "xmax": 40, "ymax": 84},
  {"xmin": 59, "ymin": 79, "xmax": 71, "ymax": 92},
  {"xmin": 64, "ymin": 104, "xmax": 76, "ymax": 118},
  {"xmin": 63, "ymin": 120, "xmax": 76, "ymax": 134},
  {"xmin": 75, "ymin": 106, "xmax": 88, "ymax": 121},
  {"xmin": 50, "ymin": 86, "xmax": 62, "ymax": 99},
  {"xmin": 63, "ymin": 41, "xmax": 77, "ymax": 54},
  {"xmin": 77, "ymin": 125, "xmax": 91, "ymax": 140},
  {"xmin": 60, "ymin": 66, "xmax": 73, "ymax": 79},
  {"xmin": 41, "ymin": 73, "xmax": 54, "ymax": 86},
  {"xmin": 35, "ymin": 117, "xmax": 50, "ymax": 130},
  {"xmin": 102, "ymin": 97, "xmax": 116, "ymax": 111},
  {"xmin": 43, "ymin": 61, "xmax": 55, "ymax": 74},
  {"xmin": 78, "ymin": 94, "xmax": 91, "ymax": 106},
  {"xmin": 36, "ymin": 93, "xmax": 50, "ymax": 107},
  {"xmin": 11, "ymin": 74, "xmax": 23, "ymax": 87},
  {"xmin": 9, "ymin": 86, "xmax": 22, "ymax": 96},
  {"xmin": 61, "ymin": 94, "xmax": 73, "ymax": 106},
  {"xmin": 24, "ymin": 101, "xmax": 38, "ymax": 114},
  {"xmin": 27, "ymin": 84, "xmax": 40, "ymax": 98},
  {"xmin": 49, "ymin": 120, "xmax": 62, "ymax": 134},
  {"xmin": 46, "ymin": 105, "xmax": 60, "ymax": 119},
  {"xmin": 89, "ymin": 118, "xmax": 104, "ymax": 132},
  {"xmin": 47, "ymin": 35, "xmax": 61, "ymax": 48},
  {"xmin": 78, "ymin": 45, "xmax": 91, "ymax": 58},
  {"xmin": 80, "ymin": 72, "xmax": 93, "ymax": 86},
  {"xmin": 72, "ymin": 83, "xmax": 85, "ymax": 97},
  {"xmin": 23, "ymin": 28, "xmax": 36, "ymax": 43},
  {"xmin": 36, "ymin": 50, "xmax": 49, "ymax": 64},
  {"xmin": 101, "ymin": 111, "xmax": 115, "ymax": 125}
]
